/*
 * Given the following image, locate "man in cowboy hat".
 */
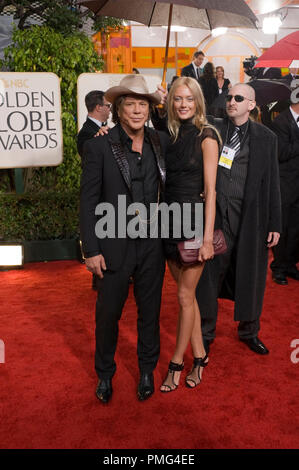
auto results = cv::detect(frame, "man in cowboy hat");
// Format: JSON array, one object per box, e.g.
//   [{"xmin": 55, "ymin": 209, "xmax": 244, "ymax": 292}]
[{"xmin": 80, "ymin": 74, "xmax": 169, "ymax": 404}]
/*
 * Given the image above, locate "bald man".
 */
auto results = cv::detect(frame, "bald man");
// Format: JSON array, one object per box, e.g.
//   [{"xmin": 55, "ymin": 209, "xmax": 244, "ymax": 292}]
[{"xmin": 196, "ymin": 83, "xmax": 282, "ymax": 356}]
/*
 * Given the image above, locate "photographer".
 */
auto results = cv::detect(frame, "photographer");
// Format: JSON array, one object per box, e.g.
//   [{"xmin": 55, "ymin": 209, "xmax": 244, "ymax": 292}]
[
  {"xmin": 243, "ymin": 56, "xmax": 282, "ymax": 128},
  {"xmin": 243, "ymin": 55, "xmax": 281, "ymax": 80},
  {"xmin": 243, "ymin": 56, "xmax": 259, "ymax": 80}
]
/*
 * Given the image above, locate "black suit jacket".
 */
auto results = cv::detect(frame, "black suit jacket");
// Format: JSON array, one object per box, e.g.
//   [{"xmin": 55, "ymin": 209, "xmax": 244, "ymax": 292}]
[
  {"xmin": 271, "ymin": 108, "xmax": 299, "ymax": 203},
  {"xmin": 181, "ymin": 63, "xmax": 202, "ymax": 81},
  {"xmin": 80, "ymin": 124, "xmax": 168, "ymax": 271},
  {"xmin": 77, "ymin": 117, "xmax": 100, "ymax": 158}
]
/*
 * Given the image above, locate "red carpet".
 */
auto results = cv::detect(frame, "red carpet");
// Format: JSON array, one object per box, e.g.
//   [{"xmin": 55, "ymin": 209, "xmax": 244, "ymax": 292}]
[{"xmin": 0, "ymin": 259, "xmax": 298, "ymax": 449}]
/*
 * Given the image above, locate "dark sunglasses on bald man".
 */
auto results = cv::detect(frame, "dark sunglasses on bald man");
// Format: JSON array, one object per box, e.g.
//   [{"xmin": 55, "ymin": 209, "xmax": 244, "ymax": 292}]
[{"xmin": 226, "ymin": 94, "xmax": 253, "ymax": 103}]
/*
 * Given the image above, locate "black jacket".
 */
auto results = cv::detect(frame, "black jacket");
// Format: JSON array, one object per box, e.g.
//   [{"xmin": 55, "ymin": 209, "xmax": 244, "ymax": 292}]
[
  {"xmin": 77, "ymin": 118, "xmax": 100, "ymax": 158},
  {"xmin": 181, "ymin": 63, "xmax": 201, "ymax": 81},
  {"xmin": 80, "ymin": 124, "xmax": 168, "ymax": 271},
  {"xmin": 198, "ymin": 117, "xmax": 282, "ymax": 321},
  {"xmin": 271, "ymin": 108, "xmax": 299, "ymax": 203}
]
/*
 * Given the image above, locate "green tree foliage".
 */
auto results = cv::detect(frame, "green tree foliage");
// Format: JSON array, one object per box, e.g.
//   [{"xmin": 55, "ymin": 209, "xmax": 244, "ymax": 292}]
[
  {"xmin": 0, "ymin": 25, "xmax": 104, "ymax": 191},
  {"xmin": 0, "ymin": 1, "xmax": 124, "ymax": 35},
  {"xmin": 0, "ymin": 1, "xmax": 81, "ymax": 34},
  {"xmin": 92, "ymin": 15, "xmax": 124, "ymax": 34}
]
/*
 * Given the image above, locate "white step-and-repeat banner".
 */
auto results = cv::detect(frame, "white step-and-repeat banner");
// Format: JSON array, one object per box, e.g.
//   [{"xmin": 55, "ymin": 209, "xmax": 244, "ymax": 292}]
[{"xmin": 77, "ymin": 73, "xmax": 162, "ymax": 131}]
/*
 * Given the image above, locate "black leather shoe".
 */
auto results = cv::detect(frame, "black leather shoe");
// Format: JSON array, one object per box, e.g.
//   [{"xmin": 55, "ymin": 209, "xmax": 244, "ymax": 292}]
[
  {"xmin": 96, "ymin": 378, "xmax": 113, "ymax": 404},
  {"xmin": 240, "ymin": 336, "xmax": 269, "ymax": 355},
  {"xmin": 137, "ymin": 372, "xmax": 154, "ymax": 401},
  {"xmin": 287, "ymin": 270, "xmax": 299, "ymax": 281},
  {"xmin": 272, "ymin": 272, "xmax": 288, "ymax": 285}
]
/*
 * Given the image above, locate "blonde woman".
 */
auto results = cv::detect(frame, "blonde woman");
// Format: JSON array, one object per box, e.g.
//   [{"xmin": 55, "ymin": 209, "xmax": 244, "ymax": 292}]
[{"xmin": 160, "ymin": 76, "xmax": 220, "ymax": 392}]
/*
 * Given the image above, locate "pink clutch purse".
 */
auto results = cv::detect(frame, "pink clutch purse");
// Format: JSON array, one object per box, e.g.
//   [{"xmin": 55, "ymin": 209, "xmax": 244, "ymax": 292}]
[{"xmin": 177, "ymin": 229, "xmax": 227, "ymax": 266}]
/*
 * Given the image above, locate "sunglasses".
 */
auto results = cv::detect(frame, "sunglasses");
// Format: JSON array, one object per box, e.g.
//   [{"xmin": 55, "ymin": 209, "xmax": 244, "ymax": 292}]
[
  {"xmin": 226, "ymin": 94, "xmax": 253, "ymax": 103},
  {"xmin": 101, "ymin": 103, "xmax": 112, "ymax": 109}
]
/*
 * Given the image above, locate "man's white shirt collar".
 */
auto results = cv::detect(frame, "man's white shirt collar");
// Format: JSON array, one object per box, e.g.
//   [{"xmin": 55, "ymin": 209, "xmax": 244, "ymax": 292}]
[
  {"xmin": 88, "ymin": 116, "xmax": 102, "ymax": 127},
  {"xmin": 192, "ymin": 61, "xmax": 201, "ymax": 75}
]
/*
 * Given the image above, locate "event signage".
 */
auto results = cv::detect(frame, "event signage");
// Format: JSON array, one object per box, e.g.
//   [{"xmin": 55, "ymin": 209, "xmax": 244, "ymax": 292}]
[{"xmin": 0, "ymin": 72, "xmax": 63, "ymax": 168}]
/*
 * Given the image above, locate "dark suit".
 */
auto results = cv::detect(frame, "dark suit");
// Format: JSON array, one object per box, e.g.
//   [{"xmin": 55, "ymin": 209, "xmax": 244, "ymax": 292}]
[
  {"xmin": 181, "ymin": 63, "xmax": 203, "ymax": 81},
  {"xmin": 77, "ymin": 117, "xmax": 102, "ymax": 288},
  {"xmin": 80, "ymin": 124, "xmax": 168, "ymax": 380},
  {"xmin": 77, "ymin": 117, "xmax": 101, "ymax": 158},
  {"xmin": 270, "ymin": 108, "xmax": 299, "ymax": 275},
  {"xmin": 282, "ymin": 73, "xmax": 299, "ymax": 85},
  {"xmin": 197, "ymin": 117, "xmax": 281, "ymax": 340}
]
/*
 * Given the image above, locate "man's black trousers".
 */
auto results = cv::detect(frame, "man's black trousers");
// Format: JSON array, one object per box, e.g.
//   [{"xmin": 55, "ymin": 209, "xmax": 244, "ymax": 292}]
[
  {"xmin": 271, "ymin": 195, "xmax": 299, "ymax": 275},
  {"xmin": 95, "ymin": 238, "xmax": 165, "ymax": 380},
  {"xmin": 197, "ymin": 243, "xmax": 260, "ymax": 341}
]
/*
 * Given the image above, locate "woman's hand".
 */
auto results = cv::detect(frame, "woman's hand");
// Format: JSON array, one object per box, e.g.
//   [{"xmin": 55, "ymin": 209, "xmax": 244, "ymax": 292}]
[{"xmin": 198, "ymin": 241, "xmax": 214, "ymax": 262}]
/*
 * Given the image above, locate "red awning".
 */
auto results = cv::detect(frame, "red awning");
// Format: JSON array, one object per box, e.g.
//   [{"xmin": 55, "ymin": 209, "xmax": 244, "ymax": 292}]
[{"xmin": 255, "ymin": 31, "xmax": 299, "ymax": 68}]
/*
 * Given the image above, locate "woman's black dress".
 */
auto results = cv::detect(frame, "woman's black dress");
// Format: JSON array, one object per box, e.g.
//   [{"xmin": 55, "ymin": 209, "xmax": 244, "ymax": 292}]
[
  {"xmin": 163, "ymin": 119, "xmax": 219, "ymax": 266},
  {"xmin": 217, "ymin": 78, "xmax": 231, "ymax": 94}
]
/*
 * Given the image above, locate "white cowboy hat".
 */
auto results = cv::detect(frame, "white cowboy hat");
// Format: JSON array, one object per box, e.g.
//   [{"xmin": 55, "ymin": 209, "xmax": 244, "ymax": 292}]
[{"xmin": 105, "ymin": 74, "xmax": 161, "ymax": 105}]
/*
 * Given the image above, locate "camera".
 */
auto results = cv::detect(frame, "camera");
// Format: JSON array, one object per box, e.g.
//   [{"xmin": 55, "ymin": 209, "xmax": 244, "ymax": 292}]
[{"xmin": 243, "ymin": 55, "xmax": 258, "ymax": 79}]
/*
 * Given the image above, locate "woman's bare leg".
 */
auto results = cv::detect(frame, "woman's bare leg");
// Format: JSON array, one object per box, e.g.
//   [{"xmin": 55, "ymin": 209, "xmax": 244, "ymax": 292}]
[
  {"xmin": 172, "ymin": 263, "xmax": 205, "ymax": 363},
  {"xmin": 186, "ymin": 292, "xmax": 209, "ymax": 388},
  {"xmin": 160, "ymin": 260, "xmax": 205, "ymax": 391},
  {"xmin": 191, "ymin": 299, "xmax": 206, "ymax": 358},
  {"xmin": 167, "ymin": 260, "xmax": 182, "ymax": 349}
]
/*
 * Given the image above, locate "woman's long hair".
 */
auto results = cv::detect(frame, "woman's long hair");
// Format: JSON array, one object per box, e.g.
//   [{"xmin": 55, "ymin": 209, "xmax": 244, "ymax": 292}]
[
  {"xmin": 167, "ymin": 76, "xmax": 221, "ymax": 144},
  {"xmin": 202, "ymin": 62, "xmax": 215, "ymax": 80}
]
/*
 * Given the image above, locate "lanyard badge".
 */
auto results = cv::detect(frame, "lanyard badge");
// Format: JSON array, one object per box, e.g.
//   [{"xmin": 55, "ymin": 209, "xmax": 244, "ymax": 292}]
[{"xmin": 218, "ymin": 145, "xmax": 237, "ymax": 169}]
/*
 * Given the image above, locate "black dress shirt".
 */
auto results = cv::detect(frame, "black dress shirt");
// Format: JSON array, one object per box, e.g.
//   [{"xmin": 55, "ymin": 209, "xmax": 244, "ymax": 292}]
[
  {"xmin": 119, "ymin": 126, "xmax": 159, "ymax": 208},
  {"xmin": 119, "ymin": 126, "xmax": 160, "ymax": 236}
]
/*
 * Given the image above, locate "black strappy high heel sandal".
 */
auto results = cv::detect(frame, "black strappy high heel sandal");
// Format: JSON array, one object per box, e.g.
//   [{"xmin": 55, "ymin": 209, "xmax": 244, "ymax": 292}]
[
  {"xmin": 185, "ymin": 354, "xmax": 209, "ymax": 388},
  {"xmin": 160, "ymin": 361, "xmax": 184, "ymax": 393}
]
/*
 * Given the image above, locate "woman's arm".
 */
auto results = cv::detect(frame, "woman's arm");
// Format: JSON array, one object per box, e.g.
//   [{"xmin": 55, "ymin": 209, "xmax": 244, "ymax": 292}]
[{"xmin": 198, "ymin": 136, "xmax": 219, "ymax": 262}]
